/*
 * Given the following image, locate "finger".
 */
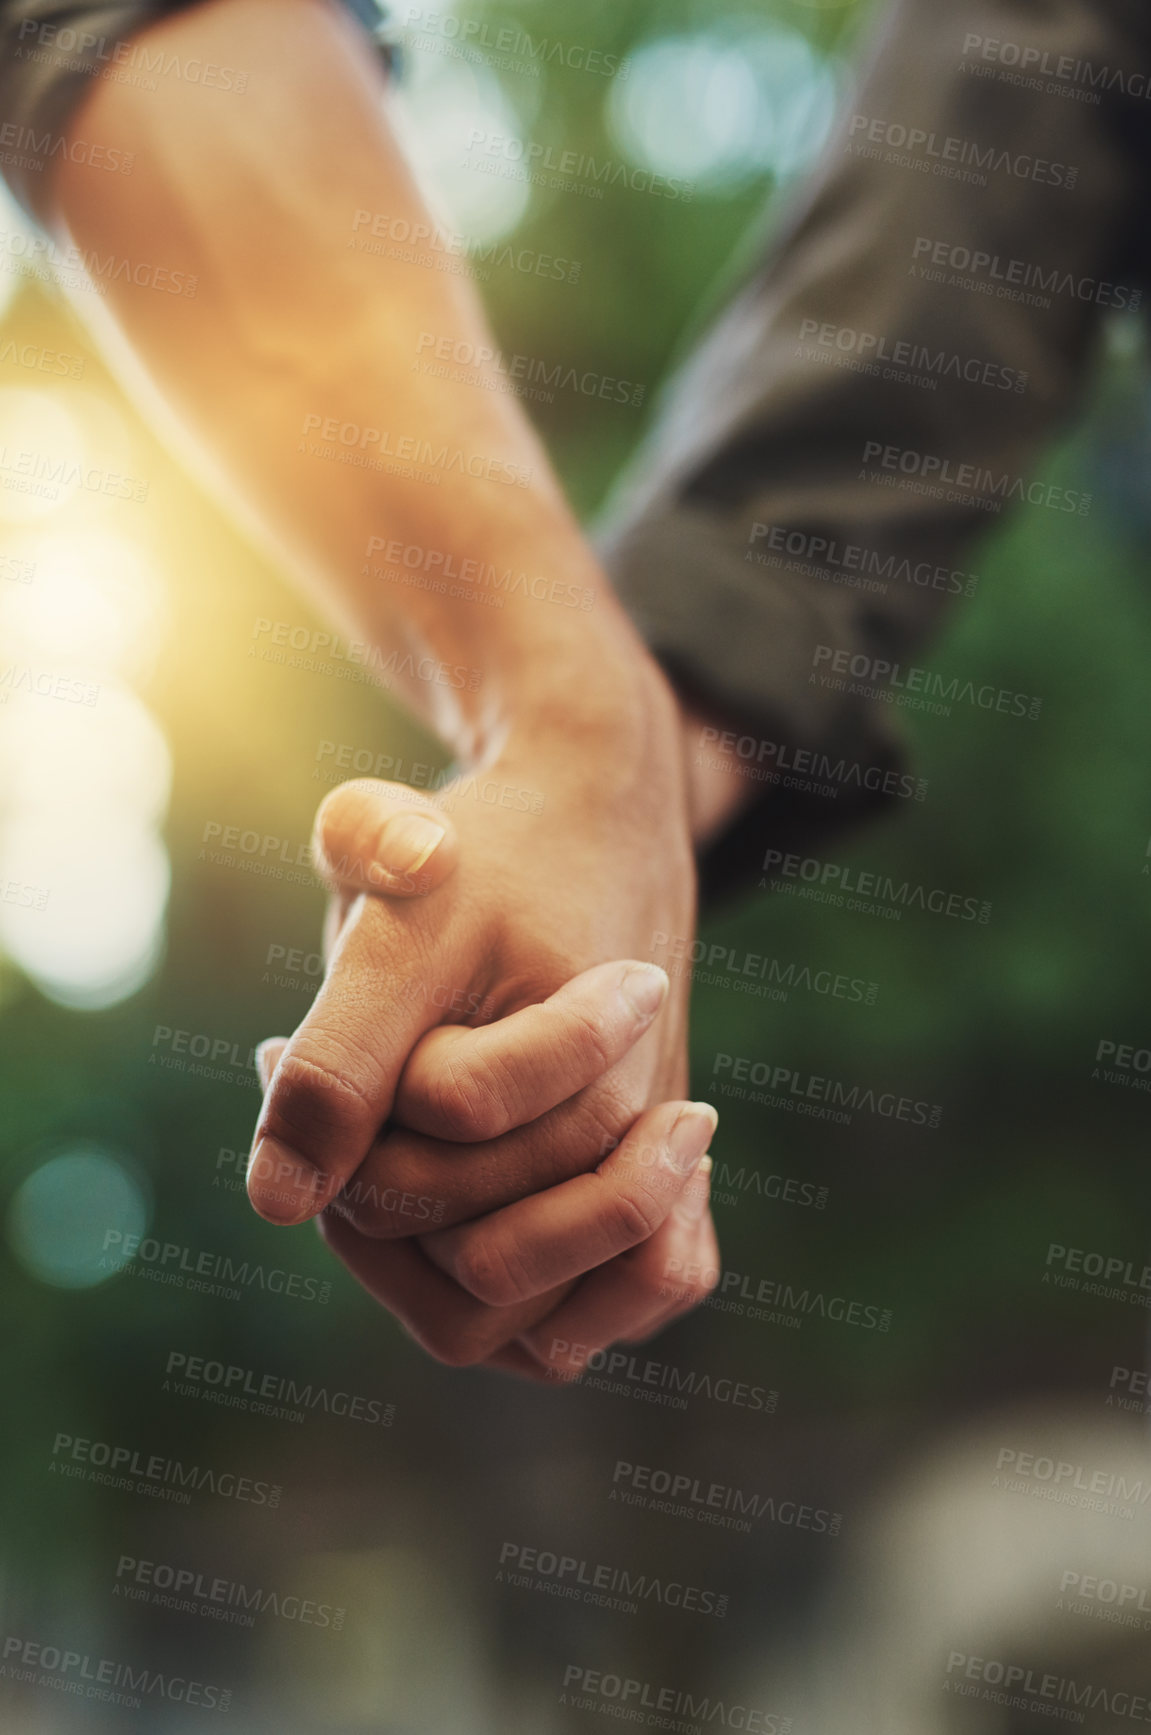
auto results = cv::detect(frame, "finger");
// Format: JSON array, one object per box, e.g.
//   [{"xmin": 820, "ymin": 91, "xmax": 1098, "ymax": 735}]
[
  {"xmin": 324, "ymin": 1073, "xmax": 647, "ymax": 1239},
  {"xmin": 313, "ymin": 778, "xmax": 459, "ymax": 899},
  {"xmin": 478, "ymin": 1342, "xmax": 558, "ymax": 1383},
  {"xmin": 317, "ymin": 1209, "xmax": 574, "ymax": 1367},
  {"xmin": 255, "ymin": 1038, "xmax": 289, "ymax": 1092},
  {"xmin": 611, "ymin": 1183, "xmax": 720, "ymax": 1346},
  {"xmin": 420, "ymin": 1100, "xmax": 717, "ymax": 1307},
  {"xmin": 394, "ymin": 959, "xmax": 669, "ymax": 1141},
  {"xmin": 246, "ymin": 895, "xmax": 438, "ymax": 1226},
  {"xmin": 628, "ymin": 1185, "xmax": 721, "ymax": 1341},
  {"xmin": 518, "ymin": 1162, "xmax": 716, "ymax": 1378},
  {"xmin": 322, "ymin": 889, "xmax": 354, "ymax": 962}
]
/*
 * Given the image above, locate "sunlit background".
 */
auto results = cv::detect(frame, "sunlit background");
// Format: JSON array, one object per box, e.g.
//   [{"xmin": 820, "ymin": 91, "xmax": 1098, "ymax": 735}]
[{"xmin": 2, "ymin": 0, "xmax": 1151, "ymax": 1729}]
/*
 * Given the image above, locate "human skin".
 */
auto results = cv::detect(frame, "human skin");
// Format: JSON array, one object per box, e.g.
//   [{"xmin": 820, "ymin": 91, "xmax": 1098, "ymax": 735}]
[{"xmin": 48, "ymin": 0, "xmax": 753, "ymax": 1371}]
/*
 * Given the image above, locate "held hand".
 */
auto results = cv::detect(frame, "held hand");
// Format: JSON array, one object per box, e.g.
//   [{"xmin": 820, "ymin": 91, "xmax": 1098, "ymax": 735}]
[
  {"xmin": 316, "ymin": 1102, "xmax": 719, "ymax": 1377},
  {"xmin": 247, "ymin": 688, "xmax": 696, "ymax": 1235},
  {"xmin": 255, "ymin": 1000, "xmax": 720, "ymax": 1372},
  {"xmin": 251, "ymin": 951, "xmax": 676, "ymax": 1232},
  {"xmin": 247, "ymin": 678, "xmax": 716, "ymax": 1368}
]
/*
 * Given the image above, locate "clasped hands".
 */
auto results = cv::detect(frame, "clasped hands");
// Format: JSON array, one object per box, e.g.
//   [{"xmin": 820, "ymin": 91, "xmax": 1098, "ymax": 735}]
[{"xmin": 244, "ymin": 686, "xmax": 721, "ymax": 1380}]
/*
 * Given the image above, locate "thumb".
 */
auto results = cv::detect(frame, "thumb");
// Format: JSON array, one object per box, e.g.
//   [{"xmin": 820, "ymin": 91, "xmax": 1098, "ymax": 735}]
[
  {"xmin": 255, "ymin": 1037, "xmax": 289, "ymax": 1093},
  {"xmin": 312, "ymin": 778, "xmax": 459, "ymax": 899}
]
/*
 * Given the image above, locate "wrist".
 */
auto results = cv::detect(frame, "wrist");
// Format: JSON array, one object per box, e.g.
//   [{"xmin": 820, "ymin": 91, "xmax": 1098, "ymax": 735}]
[{"xmin": 456, "ymin": 637, "xmax": 694, "ymax": 919}]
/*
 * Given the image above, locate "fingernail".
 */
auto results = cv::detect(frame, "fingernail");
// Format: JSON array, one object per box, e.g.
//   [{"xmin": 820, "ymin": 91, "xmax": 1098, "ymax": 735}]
[
  {"xmin": 255, "ymin": 1040, "xmax": 287, "ymax": 1093},
  {"xmin": 666, "ymin": 1103, "xmax": 718, "ymax": 1174},
  {"xmin": 678, "ymin": 1153, "xmax": 713, "ymax": 1221},
  {"xmin": 380, "ymin": 813, "xmax": 445, "ymax": 877},
  {"xmin": 247, "ymin": 1136, "xmax": 327, "ymax": 1225},
  {"xmin": 620, "ymin": 963, "xmax": 669, "ymax": 1022}
]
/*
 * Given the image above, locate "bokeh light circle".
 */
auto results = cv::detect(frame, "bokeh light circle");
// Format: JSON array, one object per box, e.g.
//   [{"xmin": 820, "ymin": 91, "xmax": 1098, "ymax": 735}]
[
  {"xmin": 7, "ymin": 1143, "xmax": 150, "ymax": 1288},
  {"xmin": 608, "ymin": 25, "xmax": 839, "ymax": 192}
]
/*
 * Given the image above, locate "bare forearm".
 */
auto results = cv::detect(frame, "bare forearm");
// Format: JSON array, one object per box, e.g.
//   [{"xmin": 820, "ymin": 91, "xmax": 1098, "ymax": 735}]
[{"xmin": 50, "ymin": 0, "xmax": 657, "ymax": 766}]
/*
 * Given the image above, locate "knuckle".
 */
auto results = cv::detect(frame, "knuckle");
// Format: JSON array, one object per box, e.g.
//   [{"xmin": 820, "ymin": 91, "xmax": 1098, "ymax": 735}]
[
  {"xmin": 564, "ymin": 1079, "xmax": 640, "ymax": 1171},
  {"xmin": 698, "ymin": 1258, "xmax": 720, "ymax": 1299},
  {"xmin": 264, "ymin": 1049, "xmax": 375, "ymax": 1149},
  {"xmin": 416, "ymin": 1296, "xmax": 514, "ymax": 1368},
  {"xmin": 450, "ymin": 1233, "xmax": 529, "ymax": 1308},
  {"xmin": 618, "ymin": 1247, "xmax": 670, "ymax": 1311},
  {"xmin": 327, "ymin": 1182, "xmax": 401, "ymax": 1239},
  {"xmin": 556, "ymin": 1000, "xmax": 615, "ymax": 1077},
  {"xmin": 418, "ymin": 1316, "xmax": 490, "ymax": 1368},
  {"xmin": 313, "ymin": 782, "xmax": 365, "ymax": 871},
  {"xmin": 428, "ymin": 1059, "xmax": 507, "ymax": 1141},
  {"xmin": 678, "ymin": 1275, "xmax": 711, "ymax": 1310},
  {"xmin": 601, "ymin": 1183, "xmax": 665, "ymax": 1248}
]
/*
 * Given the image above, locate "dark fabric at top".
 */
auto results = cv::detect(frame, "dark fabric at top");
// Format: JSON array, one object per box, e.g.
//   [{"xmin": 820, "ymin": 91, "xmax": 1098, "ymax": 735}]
[
  {"xmin": 599, "ymin": 0, "xmax": 1151, "ymax": 899},
  {"xmin": 0, "ymin": 0, "xmax": 397, "ymax": 219}
]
